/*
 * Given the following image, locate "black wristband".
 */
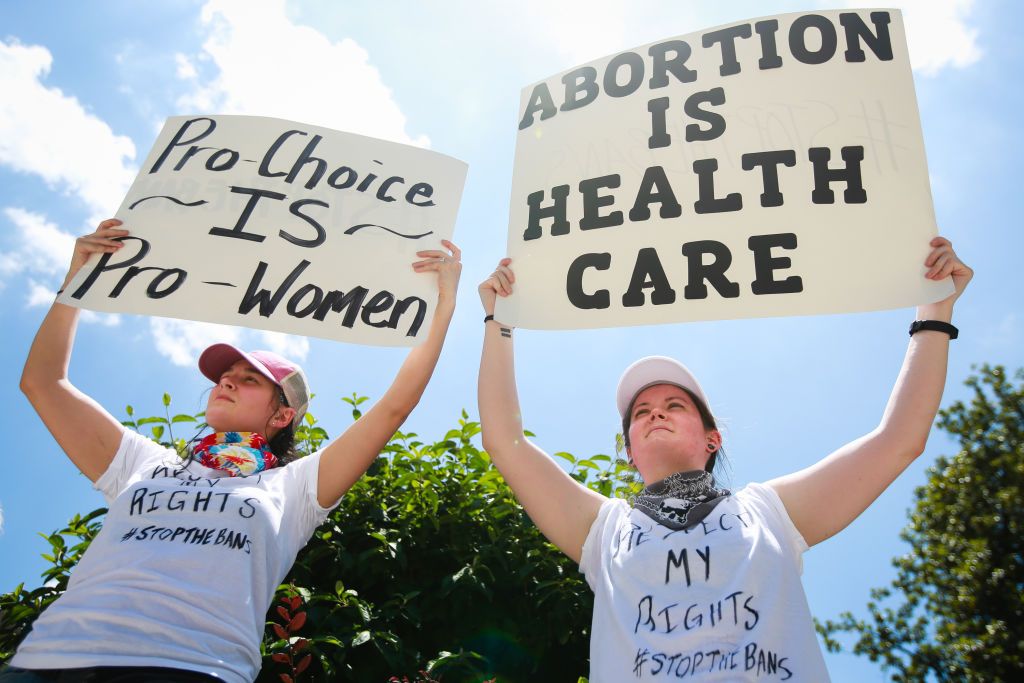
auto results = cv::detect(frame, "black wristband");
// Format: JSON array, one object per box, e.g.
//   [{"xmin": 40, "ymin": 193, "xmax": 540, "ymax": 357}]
[
  {"xmin": 909, "ymin": 320, "xmax": 958, "ymax": 339},
  {"xmin": 484, "ymin": 314, "xmax": 495, "ymax": 323}
]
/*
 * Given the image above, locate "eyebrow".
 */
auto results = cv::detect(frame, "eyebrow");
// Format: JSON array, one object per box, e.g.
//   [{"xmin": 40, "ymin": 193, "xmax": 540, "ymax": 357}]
[
  {"xmin": 633, "ymin": 395, "xmax": 689, "ymax": 409},
  {"xmin": 222, "ymin": 366, "xmax": 263, "ymax": 379}
]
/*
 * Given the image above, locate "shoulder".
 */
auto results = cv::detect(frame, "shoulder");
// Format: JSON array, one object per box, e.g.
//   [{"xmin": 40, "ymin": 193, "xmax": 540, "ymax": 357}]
[
  {"xmin": 735, "ymin": 482, "xmax": 809, "ymax": 553},
  {"xmin": 581, "ymin": 497, "xmax": 631, "ymax": 564}
]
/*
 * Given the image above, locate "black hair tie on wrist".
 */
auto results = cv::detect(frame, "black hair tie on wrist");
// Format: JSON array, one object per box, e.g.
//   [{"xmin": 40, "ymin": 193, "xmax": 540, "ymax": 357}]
[
  {"xmin": 484, "ymin": 314, "xmax": 494, "ymax": 323},
  {"xmin": 909, "ymin": 320, "xmax": 958, "ymax": 339}
]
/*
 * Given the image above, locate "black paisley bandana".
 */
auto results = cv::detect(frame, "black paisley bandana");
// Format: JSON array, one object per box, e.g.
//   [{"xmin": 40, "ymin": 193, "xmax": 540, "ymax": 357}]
[{"xmin": 631, "ymin": 470, "xmax": 731, "ymax": 530}]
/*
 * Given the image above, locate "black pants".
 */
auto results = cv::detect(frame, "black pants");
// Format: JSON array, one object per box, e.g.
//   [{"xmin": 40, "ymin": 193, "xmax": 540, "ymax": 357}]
[{"xmin": 0, "ymin": 666, "xmax": 219, "ymax": 682}]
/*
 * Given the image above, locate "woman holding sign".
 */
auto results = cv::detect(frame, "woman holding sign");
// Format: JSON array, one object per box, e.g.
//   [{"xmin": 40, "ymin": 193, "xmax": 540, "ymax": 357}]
[
  {"xmin": 6, "ymin": 218, "xmax": 461, "ymax": 683},
  {"xmin": 477, "ymin": 237, "xmax": 970, "ymax": 681}
]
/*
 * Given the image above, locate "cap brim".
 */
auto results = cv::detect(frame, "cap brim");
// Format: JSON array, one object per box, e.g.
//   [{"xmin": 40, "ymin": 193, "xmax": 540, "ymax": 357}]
[
  {"xmin": 616, "ymin": 356, "xmax": 711, "ymax": 418},
  {"xmin": 198, "ymin": 343, "xmax": 278, "ymax": 388}
]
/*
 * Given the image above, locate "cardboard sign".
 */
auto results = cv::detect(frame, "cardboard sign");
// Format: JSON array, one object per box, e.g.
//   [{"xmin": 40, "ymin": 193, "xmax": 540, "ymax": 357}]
[
  {"xmin": 496, "ymin": 9, "xmax": 953, "ymax": 329},
  {"xmin": 60, "ymin": 115, "xmax": 468, "ymax": 346}
]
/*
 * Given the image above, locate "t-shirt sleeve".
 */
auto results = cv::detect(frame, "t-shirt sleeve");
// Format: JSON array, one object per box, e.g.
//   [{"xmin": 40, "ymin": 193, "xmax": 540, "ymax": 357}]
[
  {"xmin": 579, "ymin": 496, "xmax": 624, "ymax": 588},
  {"xmin": 279, "ymin": 451, "xmax": 342, "ymax": 543},
  {"xmin": 740, "ymin": 482, "xmax": 809, "ymax": 573},
  {"xmin": 93, "ymin": 429, "xmax": 178, "ymax": 503}
]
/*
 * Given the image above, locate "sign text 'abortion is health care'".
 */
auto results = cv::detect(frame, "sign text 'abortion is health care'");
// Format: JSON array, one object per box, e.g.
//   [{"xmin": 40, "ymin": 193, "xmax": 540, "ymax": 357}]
[{"xmin": 496, "ymin": 9, "xmax": 953, "ymax": 329}]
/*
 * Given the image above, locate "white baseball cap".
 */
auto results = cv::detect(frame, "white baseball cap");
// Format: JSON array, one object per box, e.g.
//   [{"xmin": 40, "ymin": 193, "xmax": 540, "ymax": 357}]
[{"xmin": 616, "ymin": 356, "xmax": 711, "ymax": 419}]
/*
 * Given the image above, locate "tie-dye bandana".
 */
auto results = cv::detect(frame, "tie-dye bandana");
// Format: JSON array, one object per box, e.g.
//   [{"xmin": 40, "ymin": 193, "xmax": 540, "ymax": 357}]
[{"xmin": 192, "ymin": 431, "xmax": 278, "ymax": 476}]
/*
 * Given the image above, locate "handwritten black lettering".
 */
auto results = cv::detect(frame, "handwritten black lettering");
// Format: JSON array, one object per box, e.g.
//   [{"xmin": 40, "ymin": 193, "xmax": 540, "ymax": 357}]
[{"xmin": 238, "ymin": 260, "xmax": 426, "ymax": 337}]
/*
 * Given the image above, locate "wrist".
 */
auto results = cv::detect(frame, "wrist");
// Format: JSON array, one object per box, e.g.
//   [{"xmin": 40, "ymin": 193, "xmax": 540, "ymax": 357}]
[
  {"xmin": 909, "ymin": 319, "xmax": 958, "ymax": 339},
  {"xmin": 915, "ymin": 300, "xmax": 954, "ymax": 323},
  {"xmin": 435, "ymin": 292, "xmax": 456, "ymax": 311}
]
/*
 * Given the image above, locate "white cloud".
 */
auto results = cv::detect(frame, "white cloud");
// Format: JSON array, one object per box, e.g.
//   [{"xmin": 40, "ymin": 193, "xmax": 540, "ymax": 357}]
[
  {"xmin": 4, "ymin": 207, "xmax": 75, "ymax": 277},
  {"xmin": 174, "ymin": 53, "xmax": 198, "ymax": 80},
  {"xmin": 81, "ymin": 310, "xmax": 122, "ymax": 326},
  {"xmin": 257, "ymin": 330, "xmax": 310, "ymax": 361},
  {"xmin": 26, "ymin": 279, "xmax": 59, "ymax": 307},
  {"xmin": 149, "ymin": 318, "xmax": 310, "ymax": 368},
  {"xmin": 2, "ymin": 210, "xmax": 121, "ymax": 326},
  {"xmin": 0, "ymin": 39, "xmax": 137, "ymax": 215},
  {"xmin": 177, "ymin": 0, "xmax": 429, "ymax": 147},
  {"xmin": 150, "ymin": 318, "xmax": 244, "ymax": 367},
  {"xmin": 506, "ymin": 0, "xmax": 637, "ymax": 66}
]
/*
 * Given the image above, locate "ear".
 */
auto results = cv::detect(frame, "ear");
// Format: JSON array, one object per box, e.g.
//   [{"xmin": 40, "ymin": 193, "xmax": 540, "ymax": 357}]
[
  {"xmin": 274, "ymin": 406, "xmax": 297, "ymax": 429},
  {"xmin": 705, "ymin": 429, "xmax": 722, "ymax": 451}
]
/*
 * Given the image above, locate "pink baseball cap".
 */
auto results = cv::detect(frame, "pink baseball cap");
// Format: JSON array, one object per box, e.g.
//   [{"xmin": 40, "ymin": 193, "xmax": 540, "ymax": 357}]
[
  {"xmin": 199, "ymin": 343, "xmax": 310, "ymax": 426},
  {"xmin": 616, "ymin": 356, "xmax": 712, "ymax": 419}
]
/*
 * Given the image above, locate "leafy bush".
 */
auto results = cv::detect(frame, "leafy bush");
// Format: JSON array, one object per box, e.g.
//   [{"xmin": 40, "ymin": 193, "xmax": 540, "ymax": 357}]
[{"xmin": 1, "ymin": 394, "xmax": 638, "ymax": 682}]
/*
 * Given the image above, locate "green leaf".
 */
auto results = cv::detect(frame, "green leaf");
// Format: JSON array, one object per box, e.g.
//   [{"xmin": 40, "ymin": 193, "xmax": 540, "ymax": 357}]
[
  {"xmin": 350, "ymin": 630, "xmax": 371, "ymax": 647},
  {"xmin": 162, "ymin": 392, "xmax": 171, "ymax": 407}
]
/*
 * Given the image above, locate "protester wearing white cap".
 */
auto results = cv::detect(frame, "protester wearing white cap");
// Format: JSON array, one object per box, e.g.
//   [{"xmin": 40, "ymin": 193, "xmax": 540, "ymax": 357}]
[
  {"xmin": 9, "ymin": 218, "xmax": 462, "ymax": 683},
  {"xmin": 477, "ymin": 235, "xmax": 971, "ymax": 682}
]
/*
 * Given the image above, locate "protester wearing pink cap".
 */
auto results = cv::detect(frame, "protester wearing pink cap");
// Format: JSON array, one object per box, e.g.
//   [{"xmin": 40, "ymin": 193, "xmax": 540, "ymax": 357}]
[
  {"xmin": 477, "ymin": 236, "xmax": 972, "ymax": 682},
  {"xmin": 11, "ymin": 218, "xmax": 462, "ymax": 683}
]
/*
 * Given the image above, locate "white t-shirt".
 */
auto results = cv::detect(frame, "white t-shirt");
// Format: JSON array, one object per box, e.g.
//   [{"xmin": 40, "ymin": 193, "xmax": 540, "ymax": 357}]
[
  {"xmin": 12, "ymin": 429, "xmax": 338, "ymax": 682},
  {"xmin": 580, "ymin": 483, "xmax": 830, "ymax": 682}
]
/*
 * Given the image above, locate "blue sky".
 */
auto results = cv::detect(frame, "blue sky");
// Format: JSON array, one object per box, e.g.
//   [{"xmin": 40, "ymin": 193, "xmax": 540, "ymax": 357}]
[{"xmin": 0, "ymin": 1, "xmax": 1020, "ymax": 680}]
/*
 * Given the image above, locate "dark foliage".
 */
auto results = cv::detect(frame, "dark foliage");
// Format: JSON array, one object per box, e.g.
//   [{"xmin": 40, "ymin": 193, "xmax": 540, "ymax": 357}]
[{"xmin": 817, "ymin": 365, "xmax": 1024, "ymax": 682}]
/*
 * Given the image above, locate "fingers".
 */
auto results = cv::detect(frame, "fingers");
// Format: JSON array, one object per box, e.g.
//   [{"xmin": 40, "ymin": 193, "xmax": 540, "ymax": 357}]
[
  {"xmin": 416, "ymin": 240, "xmax": 461, "ymax": 260},
  {"xmin": 923, "ymin": 236, "xmax": 972, "ymax": 299},
  {"xmin": 926, "ymin": 252, "xmax": 953, "ymax": 279},
  {"xmin": 493, "ymin": 264, "xmax": 515, "ymax": 294},
  {"xmin": 76, "ymin": 220, "xmax": 130, "ymax": 255},
  {"xmin": 924, "ymin": 242, "xmax": 953, "ymax": 268},
  {"xmin": 440, "ymin": 239, "xmax": 461, "ymax": 261},
  {"xmin": 411, "ymin": 256, "xmax": 463, "ymax": 271},
  {"xmin": 477, "ymin": 259, "xmax": 515, "ymax": 297},
  {"xmin": 413, "ymin": 239, "xmax": 463, "ymax": 271},
  {"xmin": 492, "ymin": 270, "xmax": 512, "ymax": 296},
  {"xmin": 80, "ymin": 232, "xmax": 128, "ymax": 246}
]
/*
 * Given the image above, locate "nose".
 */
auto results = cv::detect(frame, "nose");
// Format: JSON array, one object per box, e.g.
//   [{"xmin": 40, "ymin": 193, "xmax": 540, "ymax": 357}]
[
  {"xmin": 648, "ymin": 407, "xmax": 666, "ymax": 421},
  {"xmin": 219, "ymin": 374, "xmax": 236, "ymax": 390}
]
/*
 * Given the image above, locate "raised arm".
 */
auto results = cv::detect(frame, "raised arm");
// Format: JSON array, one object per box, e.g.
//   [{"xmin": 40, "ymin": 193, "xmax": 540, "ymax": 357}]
[
  {"xmin": 768, "ymin": 237, "xmax": 973, "ymax": 546},
  {"xmin": 314, "ymin": 242, "xmax": 461, "ymax": 507},
  {"xmin": 478, "ymin": 259, "xmax": 605, "ymax": 563},
  {"xmin": 20, "ymin": 219, "xmax": 129, "ymax": 482}
]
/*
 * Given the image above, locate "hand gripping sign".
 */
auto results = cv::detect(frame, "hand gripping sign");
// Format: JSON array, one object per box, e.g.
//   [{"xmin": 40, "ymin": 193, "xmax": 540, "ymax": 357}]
[
  {"xmin": 495, "ymin": 9, "xmax": 953, "ymax": 329},
  {"xmin": 59, "ymin": 115, "xmax": 468, "ymax": 346}
]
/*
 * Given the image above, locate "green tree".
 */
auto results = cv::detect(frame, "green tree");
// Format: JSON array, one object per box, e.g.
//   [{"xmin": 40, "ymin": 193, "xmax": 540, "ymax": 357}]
[
  {"xmin": 818, "ymin": 365, "xmax": 1024, "ymax": 681},
  {"xmin": 1, "ymin": 394, "xmax": 637, "ymax": 682}
]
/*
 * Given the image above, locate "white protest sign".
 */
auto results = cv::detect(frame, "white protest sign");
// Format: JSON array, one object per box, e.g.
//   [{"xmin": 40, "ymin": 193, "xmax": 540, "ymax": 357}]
[
  {"xmin": 496, "ymin": 9, "xmax": 953, "ymax": 329},
  {"xmin": 60, "ymin": 115, "xmax": 468, "ymax": 346}
]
